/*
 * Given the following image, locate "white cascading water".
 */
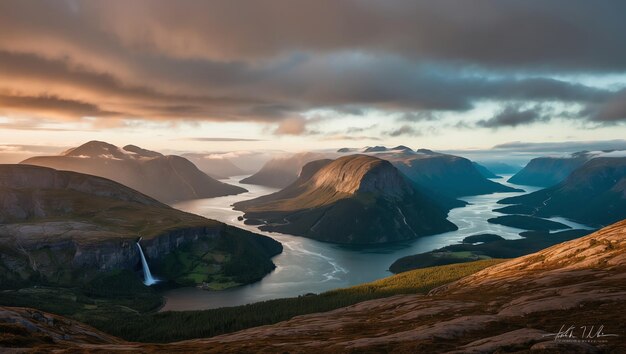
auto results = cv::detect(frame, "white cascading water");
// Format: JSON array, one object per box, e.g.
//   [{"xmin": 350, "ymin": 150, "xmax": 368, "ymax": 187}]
[{"xmin": 136, "ymin": 238, "xmax": 157, "ymax": 286}]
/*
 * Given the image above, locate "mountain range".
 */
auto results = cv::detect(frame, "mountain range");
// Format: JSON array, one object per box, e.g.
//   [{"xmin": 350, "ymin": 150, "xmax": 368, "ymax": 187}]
[
  {"xmin": 498, "ymin": 157, "xmax": 626, "ymax": 226},
  {"xmin": 234, "ymin": 155, "xmax": 458, "ymax": 244},
  {"xmin": 20, "ymin": 141, "xmax": 247, "ymax": 203}
]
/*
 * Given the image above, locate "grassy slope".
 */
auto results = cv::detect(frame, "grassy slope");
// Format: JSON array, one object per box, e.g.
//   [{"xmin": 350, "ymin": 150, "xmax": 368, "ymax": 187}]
[{"xmin": 0, "ymin": 259, "xmax": 501, "ymax": 343}]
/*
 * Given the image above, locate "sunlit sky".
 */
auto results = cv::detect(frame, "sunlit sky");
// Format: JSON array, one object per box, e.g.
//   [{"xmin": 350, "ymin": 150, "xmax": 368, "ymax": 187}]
[{"xmin": 1, "ymin": 1, "xmax": 625, "ymax": 163}]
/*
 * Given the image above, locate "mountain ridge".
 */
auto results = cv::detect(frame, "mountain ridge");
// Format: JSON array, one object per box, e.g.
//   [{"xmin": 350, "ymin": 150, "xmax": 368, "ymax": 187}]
[{"xmin": 21, "ymin": 141, "xmax": 247, "ymax": 203}]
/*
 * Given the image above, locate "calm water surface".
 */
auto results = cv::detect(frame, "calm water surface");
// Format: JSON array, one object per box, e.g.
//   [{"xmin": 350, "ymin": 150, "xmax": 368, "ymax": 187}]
[{"xmin": 162, "ymin": 175, "xmax": 591, "ymax": 311}]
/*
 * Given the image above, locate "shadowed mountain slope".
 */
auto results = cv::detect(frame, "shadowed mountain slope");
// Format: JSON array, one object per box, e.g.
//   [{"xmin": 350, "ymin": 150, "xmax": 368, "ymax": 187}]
[
  {"xmin": 508, "ymin": 151, "xmax": 592, "ymax": 187},
  {"xmin": 498, "ymin": 157, "xmax": 626, "ymax": 227},
  {"xmin": 376, "ymin": 148, "xmax": 521, "ymax": 197}
]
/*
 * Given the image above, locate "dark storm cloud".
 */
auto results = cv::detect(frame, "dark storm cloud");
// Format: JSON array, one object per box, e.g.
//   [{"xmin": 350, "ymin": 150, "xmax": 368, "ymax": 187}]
[
  {"xmin": 0, "ymin": 93, "xmax": 118, "ymax": 118},
  {"xmin": 492, "ymin": 140, "xmax": 626, "ymax": 152},
  {"xmin": 385, "ymin": 125, "xmax": 422, "ymax": 137},
  {"xmin": 0, "ymin": 0, "xmax": 624, "ymax": 126},
  {"xmin": 477, "ymin": 105, "xmax": 549, "ymax": 128}
]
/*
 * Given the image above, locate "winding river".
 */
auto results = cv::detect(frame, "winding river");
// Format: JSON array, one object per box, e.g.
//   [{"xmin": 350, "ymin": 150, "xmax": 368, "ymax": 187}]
[{"xmin": 162, "ymin": 175, "xmax": 591, "ymax": 311}]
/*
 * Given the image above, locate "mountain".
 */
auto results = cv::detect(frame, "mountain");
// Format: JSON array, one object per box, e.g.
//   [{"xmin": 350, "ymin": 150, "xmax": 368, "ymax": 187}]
[
  {"xmin": 363, "ymin": 145, "xmax": 388, "ymax": 152},
  {"xmin": 476, "ymin": 161, "xmax": 522, "ymax": 175},
  {"xmin": 182, "ymin": 153, "xmax": 245, "ymax": 179},
  {"xmin": 234, "ymin": 155, "xmax": 457, "ymax": 244},
  {"xmin": 6, "ymin": 220, "xmax": 626, "ymax": 352},
  {"xmin": 498, "ymin": 157, "xmax": 626, "ymax": 227},
  {"xmin": 376, "ymin": 148, "xmax": 521, "ymax": 197},
  {"xmin": 20, "ymin": 141, "xmax": 246, "ymax": 203},
  {"xmin": 507, "ymin": 151, "xmax": 591, "ymax": 187},
  {"xmin": 0, "ymin": 164, "xmax": 281, "ymax": 289},
  {"xmin": 239, "ymin": 152, "xmax": 327, "ymax": 188},
  {"xmin": 472, "ymin": 162, "xmax": 499, "ymax": 178}
]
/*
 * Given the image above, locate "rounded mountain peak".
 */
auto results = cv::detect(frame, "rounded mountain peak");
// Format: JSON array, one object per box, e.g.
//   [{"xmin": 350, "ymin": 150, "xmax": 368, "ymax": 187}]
[{"xmin": 311, "ymin": 155, "xmax": 412, "ymax": 198}]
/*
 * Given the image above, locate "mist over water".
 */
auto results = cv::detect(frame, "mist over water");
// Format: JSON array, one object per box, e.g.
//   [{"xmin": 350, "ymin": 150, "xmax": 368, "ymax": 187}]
[{"xmin": 162, "ymin": 175, "xmax": 589, "ymax": 311}]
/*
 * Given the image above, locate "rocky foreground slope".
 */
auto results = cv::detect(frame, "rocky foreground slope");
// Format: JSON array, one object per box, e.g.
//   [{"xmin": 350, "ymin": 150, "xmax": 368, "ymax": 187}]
[
  {"xmin": 2, "ymin": 220, "xmax": 625, "ymax": 352},
  {"xmin": 235, "ymin": 155, "xmax": 457, "ymax": 244},
  {"xmin": 21, "ymin": 140, "xmax": 246, "ymax": 203}
]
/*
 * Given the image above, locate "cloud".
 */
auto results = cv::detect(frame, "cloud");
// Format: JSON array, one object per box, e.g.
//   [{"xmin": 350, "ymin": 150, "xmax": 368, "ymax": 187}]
[
  {"xmin": 385, "ymin": 125, "xmax": 422, "ymax": 137},
  {"xmin": 492, "ymin": 139, "xmax": 626, "ymax": 153},
  {"xmin": 0, "ymin": 0, "xmax": 624, "ymax": 130},
  {"xmin": 274, "ymin": 117, "xmax": 309, "ymax": 135},
  {"xmin": 590, "ymin": 89, "xmax": 626, "ymax": 122},
  {"xmin": 477, "ymin": 105, "xmax": 549, "ymax": 128}
]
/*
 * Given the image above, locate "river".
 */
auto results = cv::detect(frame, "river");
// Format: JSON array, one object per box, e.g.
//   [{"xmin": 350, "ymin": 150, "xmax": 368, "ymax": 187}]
[{"xmin": 161, "ymin": 175, "xmax": 591, "ymax": 311}]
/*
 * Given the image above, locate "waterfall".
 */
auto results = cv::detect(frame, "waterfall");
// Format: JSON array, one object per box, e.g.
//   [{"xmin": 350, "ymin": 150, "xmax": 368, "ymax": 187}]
[{"xmin": 136, "ymin": 238, "xmax": 157, "ymax": 286}]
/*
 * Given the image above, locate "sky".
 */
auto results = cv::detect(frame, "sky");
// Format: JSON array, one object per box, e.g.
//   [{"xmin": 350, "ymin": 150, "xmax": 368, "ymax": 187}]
[{"xmin": 1, "ymin": 0, "xmax": 626, "ymax": 163}]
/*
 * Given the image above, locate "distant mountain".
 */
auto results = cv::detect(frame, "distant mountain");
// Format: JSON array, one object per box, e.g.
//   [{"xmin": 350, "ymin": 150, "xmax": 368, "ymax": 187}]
[
  {"xmin": 0, "ymin": 164, "xmax": 281, "ymax": 289},
  {"xmin": 376, "ymin": 149, "xmax": 521, "ymax": 197},
  {"xmin": 477, "ymin": 161, "xmax": 522, "ymax": 175},
  {"xmin": 507, "ymin": 151, "xmax": 591, "ymax": 187},
  {"xmin": 472, "ymin": 162, "xmax": 500, "ymax": 179},
  {"xmin": 20, "ymin": 141, "xmax": 246, "ymax": 203},
  {"xmin": 498, "ymin": 157, "xmax": 626, "ymax": 226},
  {"xmin": 234, "ymin": 155, "xmax": 457, "ymax": 244},
  {"xmin": 240, "ymin": 152, "xmax": 327, "ymax": 188},
  {"xmin": 182, "ymin": 153, "xmax": 245, "ymax": 179},
  {"xmin": 363, "ymin": 146, "xmax": 388, "ymax": 152}
]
